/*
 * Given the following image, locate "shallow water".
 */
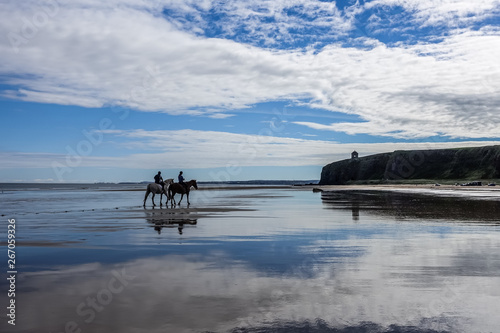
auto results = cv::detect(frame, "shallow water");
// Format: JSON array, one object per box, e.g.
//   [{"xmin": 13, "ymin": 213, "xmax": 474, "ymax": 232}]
[{"xmin": 1, "ymin": 186, "xmax": 500, "ymax": 333}]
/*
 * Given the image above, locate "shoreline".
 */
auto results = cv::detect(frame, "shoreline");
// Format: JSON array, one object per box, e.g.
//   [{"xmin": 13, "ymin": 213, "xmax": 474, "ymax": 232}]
[
  {"xmin": 309, "ymin": 184, "xmax": 500, "ymax": 201},
  {"xmin": 104, "ymin": 185, "xmax": 296, "ymax": 192},
  {"xmin": 311, "ymin": 184, "xmax": 500, "ymax": 191}
]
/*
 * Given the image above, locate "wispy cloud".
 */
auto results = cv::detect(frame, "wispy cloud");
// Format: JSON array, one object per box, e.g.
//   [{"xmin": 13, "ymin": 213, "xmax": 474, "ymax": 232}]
[
  {"xmin": 367, "ymin": 0, "xmax": 500, "ymax": 28},
  {"xmin": 160, "ymin": 0, "xmax": 358, "ymax": 46},
  {"xmin": 1, "ymin": 129, "xmax": 498, "ymax": 171}
]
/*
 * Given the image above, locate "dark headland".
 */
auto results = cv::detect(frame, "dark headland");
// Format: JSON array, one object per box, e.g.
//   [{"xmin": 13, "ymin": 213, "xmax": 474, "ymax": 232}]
[{"xmin": 319, "ymin": 145, "xmax": 500, "ymax": 185}]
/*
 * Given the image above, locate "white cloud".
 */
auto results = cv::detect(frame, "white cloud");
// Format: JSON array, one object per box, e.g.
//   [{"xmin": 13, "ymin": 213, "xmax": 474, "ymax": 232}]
[
  {"xmin": 0, "ymin": 1, "xmax": 500, "ymax": 139},
  {"xmin": 294, "ymin": 27, "xmax": 500, "ymax": 139},
  {"xmin": 367, "ymin": 0, "xmax": 500, "ymax": 27},
  {"xmin": 1, "ymin": 129, "xmax": 498, "ymax": 171}
]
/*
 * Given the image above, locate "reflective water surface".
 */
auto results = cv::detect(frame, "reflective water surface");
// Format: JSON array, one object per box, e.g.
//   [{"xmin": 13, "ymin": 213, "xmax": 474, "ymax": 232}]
[{"xmin": 1, "ymin": 186, "xmax": 500, "ymax": 333}]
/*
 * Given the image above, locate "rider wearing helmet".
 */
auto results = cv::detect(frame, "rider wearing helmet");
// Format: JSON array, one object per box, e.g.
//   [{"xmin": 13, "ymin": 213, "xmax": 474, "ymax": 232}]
[
  {"xmin": 178, "ymin": 171, "xmax": 188, "ymax": 191},
  {"xmin": 154, "ymin": 171, "xmax": 164, "ymax": 186}
]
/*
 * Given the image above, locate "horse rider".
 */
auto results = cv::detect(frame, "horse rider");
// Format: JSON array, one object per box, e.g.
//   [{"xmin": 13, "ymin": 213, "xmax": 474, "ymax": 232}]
[
  {"xmin": 154, "ymin": 171, "xmax": 165, "ymax": 186},
  {"xmin": 178, "ymin": 171, "xmax": 188, "ymax": 191}
]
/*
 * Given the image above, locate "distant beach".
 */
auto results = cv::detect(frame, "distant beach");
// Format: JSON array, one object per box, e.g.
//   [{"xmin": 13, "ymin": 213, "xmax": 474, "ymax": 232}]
[{"xmin": 314, "ymin": 183, "xmax": 500, "ymax": 194}]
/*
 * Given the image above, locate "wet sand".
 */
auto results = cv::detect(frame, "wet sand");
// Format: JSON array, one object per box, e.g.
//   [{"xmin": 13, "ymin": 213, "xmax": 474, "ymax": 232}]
[{"xmin": 1, "ymin": 185, "xmax": 500, "ymax": 332}]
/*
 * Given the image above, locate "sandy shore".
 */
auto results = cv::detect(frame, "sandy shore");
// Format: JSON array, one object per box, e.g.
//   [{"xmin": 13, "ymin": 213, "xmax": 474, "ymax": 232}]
[{"xmin": 311, "ymin": 184, "xmax": 500, "ymax": 192}]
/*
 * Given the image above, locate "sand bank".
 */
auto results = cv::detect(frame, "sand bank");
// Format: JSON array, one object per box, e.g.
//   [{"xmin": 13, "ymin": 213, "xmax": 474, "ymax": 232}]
[{"xmin": 313, "ymin": 183, "xmax": 500, "ymax": 191}]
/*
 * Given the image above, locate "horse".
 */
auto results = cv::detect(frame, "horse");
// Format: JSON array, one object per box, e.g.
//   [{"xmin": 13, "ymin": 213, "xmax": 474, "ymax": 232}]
[
  {"xmin": 168, "ymin": 180, "xmax": 198, "ymax": 206},
  {"xmin": 143, "ymin": 178, "xmax": 174, "ymax": 207}
]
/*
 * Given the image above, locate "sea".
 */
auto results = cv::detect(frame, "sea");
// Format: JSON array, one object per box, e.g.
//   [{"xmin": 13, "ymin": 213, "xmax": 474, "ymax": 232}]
[{"xmin": 0, "ymin": 183, "xmax": 499, "ymax": 333}]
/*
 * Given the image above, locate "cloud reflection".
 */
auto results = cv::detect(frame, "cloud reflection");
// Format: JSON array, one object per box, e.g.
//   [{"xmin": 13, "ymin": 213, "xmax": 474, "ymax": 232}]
[{"xmin": 11, "ymin": 227, "xmax": 500, "ymax": 333}]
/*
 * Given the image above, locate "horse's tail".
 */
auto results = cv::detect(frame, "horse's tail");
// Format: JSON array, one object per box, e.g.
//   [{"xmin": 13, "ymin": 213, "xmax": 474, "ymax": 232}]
[
  {"xmin": 144, "ymin": 187, "xmax": 151, "ymax": 204},
  {"xmin": 165, "ymin": 184, "xmax": 171, "ymax": 200},
  {"xmin": 169, "ymin": 185, "xmax": 177, "ymax": 203}
]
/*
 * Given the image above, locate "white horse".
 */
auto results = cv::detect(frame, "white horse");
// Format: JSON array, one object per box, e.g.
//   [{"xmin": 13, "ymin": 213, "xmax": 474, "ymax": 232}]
[{"xmin": 143, "ymin": 179, "xmax": 173, "ymax": 207}]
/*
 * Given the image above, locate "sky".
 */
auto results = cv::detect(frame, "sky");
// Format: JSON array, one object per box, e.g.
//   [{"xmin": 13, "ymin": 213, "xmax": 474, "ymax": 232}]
[{"xmin": 1, "ymin": 0, "xmax": 500, "ymax": 183}]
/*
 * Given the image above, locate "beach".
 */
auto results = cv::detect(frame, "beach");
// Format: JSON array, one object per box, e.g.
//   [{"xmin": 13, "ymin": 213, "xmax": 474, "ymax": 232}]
[{"xmin": 1, "ymin": 184, "xmax": 500, "ymax": 332}]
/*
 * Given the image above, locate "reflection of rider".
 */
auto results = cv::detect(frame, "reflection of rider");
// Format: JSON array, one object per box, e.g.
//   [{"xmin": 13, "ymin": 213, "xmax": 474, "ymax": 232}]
[
  {"xmin": 178, "ymin": 171, "xmax": 187, "ymax": 191},
  {"xmin": 154, "ymin": 171, "xmax": 164, "ymax": 186}
]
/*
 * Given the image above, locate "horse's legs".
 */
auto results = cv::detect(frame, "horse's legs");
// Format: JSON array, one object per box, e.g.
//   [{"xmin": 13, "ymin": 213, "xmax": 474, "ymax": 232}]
[
  {"xmin": 161, "ymin": 190, "xmax": 169, "ymax": 206},
  {"xmin": 179, "ymin": 193, "xmax": 184, "ymax": 205},
  {"xmin": 151, "ymin": 192, "xmax": 156, "ymax": 207},
  {"xmin": 160, "ymin": 192, "xmax": 163, "ymax": 206},
  {"xmin": 186, "ymin": 193, "xmax": 190, "ymax": 205}
]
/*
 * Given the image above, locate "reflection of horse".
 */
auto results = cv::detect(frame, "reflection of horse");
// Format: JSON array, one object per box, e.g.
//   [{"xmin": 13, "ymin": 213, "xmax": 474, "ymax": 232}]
[
  {"xmin": 143, "ymin": 209, "xmax": 198, "ymax": 235},
  {"xmin": 143, "ymin": 179, "xmax": 174, "ymax": 207},
  {"xmin": 153, "ymin": 218, "xmax": 197, "ymax": 235},
  {"xmin": 169, "ymin": 180, "xmax": 198, "ymax": 206}
]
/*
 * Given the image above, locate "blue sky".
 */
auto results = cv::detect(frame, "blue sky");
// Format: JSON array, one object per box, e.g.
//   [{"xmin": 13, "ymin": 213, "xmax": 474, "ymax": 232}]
[{"xmin": 1, "ymin": 0, "xmax": 500, "ymax": 182}]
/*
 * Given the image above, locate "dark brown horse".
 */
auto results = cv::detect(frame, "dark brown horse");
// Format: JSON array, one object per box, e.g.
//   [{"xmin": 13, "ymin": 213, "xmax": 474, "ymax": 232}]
[{"xmin": 168, "ymin": 179, "xmax": 198, "ymax": 205}]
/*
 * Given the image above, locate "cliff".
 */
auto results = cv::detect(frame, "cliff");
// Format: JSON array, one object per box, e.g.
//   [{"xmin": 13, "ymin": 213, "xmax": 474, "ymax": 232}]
[{"xmin": 319, "ymin": 145, "xmax": 500, "ymax": 185}]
